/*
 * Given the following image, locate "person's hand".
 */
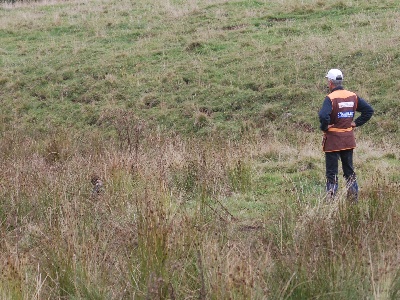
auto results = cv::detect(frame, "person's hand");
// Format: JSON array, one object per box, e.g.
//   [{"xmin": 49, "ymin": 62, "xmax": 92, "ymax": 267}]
[
  {"xmin": 328, "ymin": 124, "xmax": 334, "ymax": 129},
  {"xmin": 351, "ymin": 122, "xmax": 356, "ymax": 127}
]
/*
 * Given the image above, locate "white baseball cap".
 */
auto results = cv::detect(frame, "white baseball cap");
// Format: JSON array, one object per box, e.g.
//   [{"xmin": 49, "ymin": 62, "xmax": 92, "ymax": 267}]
[{"xmin": 325, "ymin": 69, "xmax": 343, "ymax": 81}]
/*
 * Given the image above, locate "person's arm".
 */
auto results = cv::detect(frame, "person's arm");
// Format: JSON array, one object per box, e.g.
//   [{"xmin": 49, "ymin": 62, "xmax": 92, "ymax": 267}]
[
  {"xmin": 354, "ymin": 96, "xmax": 374, "ymax": 127},
  {"xmin": 319, "ymin": 97, "xmax": 332, "ymax": 131}
]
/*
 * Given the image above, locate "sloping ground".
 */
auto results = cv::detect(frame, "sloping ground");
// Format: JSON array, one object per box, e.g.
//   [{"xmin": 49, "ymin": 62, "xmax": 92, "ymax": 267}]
[{"xmin": 1, "ymin": 0, "xmax": 399, "ymax": 139}]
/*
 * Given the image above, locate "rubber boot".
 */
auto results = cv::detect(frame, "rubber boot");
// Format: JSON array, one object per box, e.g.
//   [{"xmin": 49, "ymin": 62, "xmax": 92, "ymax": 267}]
[
  {"xmin": 346, "ymin": 177, "xmax": 358, "ymax": 203},
  {"xmin": 326, "ymin": 181, "xmax": 338, "ymax": 201}
]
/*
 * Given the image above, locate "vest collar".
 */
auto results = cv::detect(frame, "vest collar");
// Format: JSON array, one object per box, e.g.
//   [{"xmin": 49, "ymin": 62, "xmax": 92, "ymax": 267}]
[{"xmin": 331, "ymin": 86, "xmax": 344, "ymax": 92}]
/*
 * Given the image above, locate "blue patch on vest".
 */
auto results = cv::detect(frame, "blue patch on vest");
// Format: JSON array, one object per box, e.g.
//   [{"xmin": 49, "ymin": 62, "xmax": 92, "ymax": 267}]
[{"xmin": 338, "ymin": 111, "xmax": 354, "ymax": 118}]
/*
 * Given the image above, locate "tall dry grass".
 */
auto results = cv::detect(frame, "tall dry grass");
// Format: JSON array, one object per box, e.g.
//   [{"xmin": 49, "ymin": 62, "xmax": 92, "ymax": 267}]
[
  {"xmin": 0, "ymin": 124, "xmax": 252, "ymax": 298},
  {"xmin": 1, "ymin": 122, "xmax": 399, "ymax": 298}
]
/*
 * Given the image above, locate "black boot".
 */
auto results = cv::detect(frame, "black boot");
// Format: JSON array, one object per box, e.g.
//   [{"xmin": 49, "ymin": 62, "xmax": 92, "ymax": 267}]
[
  {"xmin": 326, "ymin": 180, "xmax": 338, "ymax": 201},
  {"xmin": 346, "ymin": 176, "xmax": 358, "ymax": 203}
]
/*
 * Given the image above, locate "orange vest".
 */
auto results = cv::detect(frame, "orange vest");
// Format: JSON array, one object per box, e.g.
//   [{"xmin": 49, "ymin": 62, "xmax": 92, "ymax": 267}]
[{"xmin": 323, "ymin": 90, "xmax": 358, "ymax": 152}]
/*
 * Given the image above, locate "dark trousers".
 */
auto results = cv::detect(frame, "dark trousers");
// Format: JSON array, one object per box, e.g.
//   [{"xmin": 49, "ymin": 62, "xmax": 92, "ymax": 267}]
[{"xmin": 325, "ymin": 149, "xmax": 355, "ymax": 183}]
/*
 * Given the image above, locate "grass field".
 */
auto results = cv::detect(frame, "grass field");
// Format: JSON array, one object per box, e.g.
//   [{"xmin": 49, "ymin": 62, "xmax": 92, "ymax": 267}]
[{"xmin": 1, "ymin": 0, "xmax": 399, "ymax": 299}]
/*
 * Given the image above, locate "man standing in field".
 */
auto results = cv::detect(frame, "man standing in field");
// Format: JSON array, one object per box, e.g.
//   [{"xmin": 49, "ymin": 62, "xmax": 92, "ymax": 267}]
[{"xmin": 319, "ymin": 69, "xmax": 374, "ymax": 202}]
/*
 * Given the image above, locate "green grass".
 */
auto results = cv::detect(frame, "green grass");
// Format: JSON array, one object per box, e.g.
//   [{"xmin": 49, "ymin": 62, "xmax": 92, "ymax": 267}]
[
  {"xmin": 1, "ymin": 0, "xmax": 400, "ymax": 299},
  {"xmin": 1, "ymin": 0, "xmax": 399, "ymax": 140}
]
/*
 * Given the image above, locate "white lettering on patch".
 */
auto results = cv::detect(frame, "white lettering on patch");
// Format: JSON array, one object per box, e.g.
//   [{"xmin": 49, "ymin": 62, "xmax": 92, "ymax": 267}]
[
  {"xmin": 338, "ymin": 111, "xmax": 354, "ymax": 118},
  {"xmin": 338, "ymin": 102, "xmax": 354, "ymax": 108}
]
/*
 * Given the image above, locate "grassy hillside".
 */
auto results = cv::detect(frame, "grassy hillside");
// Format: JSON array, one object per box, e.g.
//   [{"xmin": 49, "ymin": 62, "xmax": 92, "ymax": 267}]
[
  {"xmin": 1, "ymin": 0, "xmax": 399, "ymax": 299},
  {"xmin": 1, "ymin": 0, "xmax": 399, "ymax": 137}
]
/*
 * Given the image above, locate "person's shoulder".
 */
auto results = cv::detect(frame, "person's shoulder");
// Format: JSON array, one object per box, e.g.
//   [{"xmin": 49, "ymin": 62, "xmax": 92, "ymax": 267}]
[
  {"xmin": 356, "ymin": 95, "xmax": 369, "ymax": 104},
  {"xmin": 328, "ymin": 88, "xmax": 355, "ymax": 99}
]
